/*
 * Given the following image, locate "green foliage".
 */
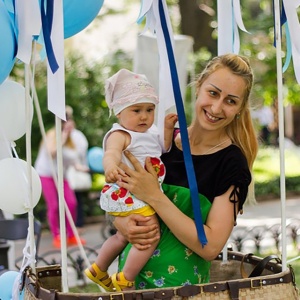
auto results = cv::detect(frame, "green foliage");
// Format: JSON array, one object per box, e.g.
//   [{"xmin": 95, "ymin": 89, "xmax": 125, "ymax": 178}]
[
  {"xmin": 254, "ymin": 146, "xmax": 300, "ymax": 198},
  {"xmin": 12, "ymin": 49, "xmax": 132, "ymax": 162}
]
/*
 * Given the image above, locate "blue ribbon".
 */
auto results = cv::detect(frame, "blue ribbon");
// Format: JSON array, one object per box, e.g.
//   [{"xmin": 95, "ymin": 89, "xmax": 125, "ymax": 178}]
[
  {"xmin": 280, "ymin": 3, "xmax": 291, "ymax": 73},
  {"xmin": 282, "ymin": 23, "xmax": 292, "ymax": 73},
  {"xmin": 158, "ymin": 0, "xmax": 207, "ymax": 246},
  {"xmin": 40, "ymin": 0, "xmax": 59, "ymax": 73},
  {"xmin": 272, "ymin": 0, "xmax": 291, "ymax": 73}
]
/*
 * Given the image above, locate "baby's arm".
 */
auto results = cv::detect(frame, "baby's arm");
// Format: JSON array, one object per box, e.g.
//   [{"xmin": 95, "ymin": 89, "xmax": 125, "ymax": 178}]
[
  {"xmin": 164, "ymin": 113, "xmax": 178, "ymax": 150},
  {"xmin": 103, "ymin": 131, "xmax": 130, "ymax": 183}
]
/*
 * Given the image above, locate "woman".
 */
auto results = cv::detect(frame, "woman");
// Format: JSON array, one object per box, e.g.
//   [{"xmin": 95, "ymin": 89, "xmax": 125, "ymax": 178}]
[
  {"xmin": 35, "ymin": 115, "xmax": 87, "ymax": 248},
  {"xmin": 113, "ymin": 54, "xmax": 259, "ymax": 289}
]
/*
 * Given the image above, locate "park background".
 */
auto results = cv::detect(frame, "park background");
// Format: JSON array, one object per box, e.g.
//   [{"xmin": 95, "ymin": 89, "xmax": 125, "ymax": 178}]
[{"xmin": 4, "ymin": 0, "xmax": 300, "ymax": 291}]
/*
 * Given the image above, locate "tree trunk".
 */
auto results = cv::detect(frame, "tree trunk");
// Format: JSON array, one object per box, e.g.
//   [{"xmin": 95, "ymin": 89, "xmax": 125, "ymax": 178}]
[{"xmin": 178, "ymin": 0, "xmax": 217, "ymax": 54}]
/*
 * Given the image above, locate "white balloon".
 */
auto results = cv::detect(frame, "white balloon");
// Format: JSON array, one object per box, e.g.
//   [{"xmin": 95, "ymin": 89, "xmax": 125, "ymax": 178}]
[
  {"xmin": 0, "ymin": 80, "xmax": 34, "ymax": 141},
  {"xmin": 0, "ymin": 135, "xmax": 12, "ymax": 159},
  {"xmin": 0, "ymin": 158, "xmax": 41, "ymax": 215}
]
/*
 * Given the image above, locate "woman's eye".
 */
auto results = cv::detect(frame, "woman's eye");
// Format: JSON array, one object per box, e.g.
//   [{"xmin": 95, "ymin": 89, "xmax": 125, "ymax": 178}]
[
  {"xmin": 209, "ymin": 90, "xmax": 217, "ymax": 96},
  {"xmin": 227, "ymin": 99, "xmax": 236, "ymax": 105}
]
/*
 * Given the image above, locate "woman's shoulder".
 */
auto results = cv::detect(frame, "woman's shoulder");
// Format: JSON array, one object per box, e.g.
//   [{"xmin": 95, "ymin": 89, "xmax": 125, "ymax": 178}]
[{"xmin": 215, "ymin": 144, "xmax": 248, "ymax": 166}]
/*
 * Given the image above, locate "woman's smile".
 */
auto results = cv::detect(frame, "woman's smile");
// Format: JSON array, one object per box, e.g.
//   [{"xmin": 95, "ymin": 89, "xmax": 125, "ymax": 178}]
[{"xmin": 204, "ymin": 109, "xmax": 224, "ymax": 123}]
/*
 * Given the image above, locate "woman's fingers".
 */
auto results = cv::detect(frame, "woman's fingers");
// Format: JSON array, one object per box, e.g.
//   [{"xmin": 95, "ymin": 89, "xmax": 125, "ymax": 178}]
[{"xmin": 144, "ymin": 157, "xmax": 157, "ymax": 177}]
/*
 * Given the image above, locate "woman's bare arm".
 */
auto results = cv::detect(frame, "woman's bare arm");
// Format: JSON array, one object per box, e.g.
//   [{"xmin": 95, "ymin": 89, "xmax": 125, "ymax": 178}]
[{"xmin": 113, "ymin": 214, "xmax": 160, "ymax": 250}]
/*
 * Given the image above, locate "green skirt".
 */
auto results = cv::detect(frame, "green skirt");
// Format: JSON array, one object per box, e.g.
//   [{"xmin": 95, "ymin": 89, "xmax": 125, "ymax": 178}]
[{"xmin": 118, "ymin": 183, "xmax": 212, "ymax": 289}]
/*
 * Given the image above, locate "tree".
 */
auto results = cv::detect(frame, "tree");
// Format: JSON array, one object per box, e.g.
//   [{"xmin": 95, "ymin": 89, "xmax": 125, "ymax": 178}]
[{"xmin": 178, "ymin": 0, "xmax": 216, "ymax": 54}]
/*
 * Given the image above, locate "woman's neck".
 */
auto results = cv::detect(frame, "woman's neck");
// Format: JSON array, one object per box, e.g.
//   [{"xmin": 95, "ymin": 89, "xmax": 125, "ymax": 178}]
[{"xmin": 187, "ymin": 125, "xmax": 230, "ymax": 155}]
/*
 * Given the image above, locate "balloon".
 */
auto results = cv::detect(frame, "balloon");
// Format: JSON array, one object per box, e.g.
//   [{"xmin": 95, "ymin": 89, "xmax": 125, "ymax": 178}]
[
  {"xmin": 88, "ymin": 147, "xmax": 104, "ymax": 173},
  {"xmin": 0, "ymin": 80, "xmax": 34, "ymax": 141},
  {"xmin": 0, "ymin": 1, "xmax": 17, "ymax": 84},
  {"xmin": 0, "ymin": 135, "xmax": 12, "ymax": 160},
  {"xmin": 63, "ymin": 0, "xmax": 104, "ymax": 39},
  {"xmin": 0, "ymin": 158, "xmax": 42, "ymax": 215},
  {"xmin": 0, "ymin": 271, "xmax": 24, "ymax": 300}
]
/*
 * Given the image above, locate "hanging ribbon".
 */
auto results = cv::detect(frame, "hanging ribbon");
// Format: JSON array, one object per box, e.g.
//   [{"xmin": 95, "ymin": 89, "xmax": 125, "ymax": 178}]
[
  {"xmin": 278, "ymin": 4, "xmax": 292, "ymax": 73},
  {"xmin": 233, "ymin": 0, "xmax": 250, "ymax": 54},
  {"xmin": 13, "ymin": 0, "xmax": 41, "ymax": 64},
  {"xmin": 40, "ymin": 0, "xmax": 59, "ymax": 74},
  {"xmin": 46, "ymin": 0, "xmax": 66, "ymax": 119},
  {"xmin": 138, "ymin": 0, "xmax": 207, "ymax": 246},
  {"xmin": 217, "ymin": 0, "xmax": 249, "ymax": 55},
  {"xmin": 281, "ymin": 0, "xmax": 300, "ymax": 84}
]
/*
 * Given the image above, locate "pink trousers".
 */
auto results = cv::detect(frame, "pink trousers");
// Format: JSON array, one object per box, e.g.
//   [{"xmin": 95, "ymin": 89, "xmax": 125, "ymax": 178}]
[{"xmin": 40, "ymin": 176, "xmax": 77, "ymax": 238}]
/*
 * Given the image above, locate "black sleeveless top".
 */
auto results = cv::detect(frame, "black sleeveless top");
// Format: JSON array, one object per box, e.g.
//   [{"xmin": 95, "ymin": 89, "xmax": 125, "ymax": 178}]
[{"xmin": 161, "ymin": 131, "xmax": 251, "ymax": 211}]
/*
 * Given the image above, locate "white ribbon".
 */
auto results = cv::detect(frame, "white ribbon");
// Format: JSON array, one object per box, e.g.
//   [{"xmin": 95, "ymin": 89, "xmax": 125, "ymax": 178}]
[
  {"xmin": 282, "ymin": 0, "xmax": 300, "ymax": 84},
  {"xmin": 217, "ymin": 0, "xmax": 249, "ymax": 55},
  {"xmin": 15, "ymin": 0, "xmax": 41, "ymax": 64},
  {"xmin": 233, "ymin": 0, "xmax": 249, "ymax": 54},
  {"xmin": 47, "ymin": 0, "xmax": 66, "ymax": 119},
  {"xmin": 137, "ymin": 0, "xmax": 176, "ymax": 145}
]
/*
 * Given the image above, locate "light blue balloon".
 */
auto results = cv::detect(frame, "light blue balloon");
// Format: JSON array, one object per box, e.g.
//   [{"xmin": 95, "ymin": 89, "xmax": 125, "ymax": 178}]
[
  {"xmin": 0, "ymin": 1, "xmax": 17, "ymax": 85},
  {"xmin": 88, "ymin": 147, "xmax": 104, "ymax": 173},
  {"xmin": 0, "ymin": 271, "xmax": 24, "ymax": 300},
  {"xmin": 63, "ymin": 0, "xmax": 104, "ymax": 39}
]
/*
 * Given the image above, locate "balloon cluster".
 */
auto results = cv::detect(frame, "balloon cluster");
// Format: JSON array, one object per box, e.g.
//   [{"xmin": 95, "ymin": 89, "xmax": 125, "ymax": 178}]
[
  {"xmin": 0, "ymin": 80, "xmax": 41, "ymax": 215},
  {"xmin": 0, "ymin": 0, "xmax": 104, "ymax": 84},
  {"xmin": 0, "ymin": 0, "xmax": 105, "ymax": 211}
]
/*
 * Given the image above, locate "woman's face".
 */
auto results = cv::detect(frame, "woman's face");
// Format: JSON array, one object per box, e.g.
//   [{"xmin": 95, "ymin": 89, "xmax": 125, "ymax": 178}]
[{"xmin": 194, "ymin": 67, "xmax": 245, "ymax": 132}]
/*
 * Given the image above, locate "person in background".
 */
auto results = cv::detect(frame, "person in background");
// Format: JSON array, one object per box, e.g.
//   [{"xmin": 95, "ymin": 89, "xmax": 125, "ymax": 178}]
[
  {"xmin": 84, "ymin": 69, "xmax": 177, "ymax": 291},
  {"xmin": 112, "ymin": 54, "xmax": 259, "ymax": 289},
  {"xmin": 251, "ymin": 105, "xmax": 274, "ymax": 145},
  {"xmin": 65, "ymin": 106, "xmax": 90, "ymax": 228},
  {"xmin": 34, "ymin": 111, "xmax": 86, "ymax": 248}
]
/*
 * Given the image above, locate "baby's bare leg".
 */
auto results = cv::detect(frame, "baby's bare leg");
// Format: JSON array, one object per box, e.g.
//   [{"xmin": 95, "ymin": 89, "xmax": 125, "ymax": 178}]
[{"xmin": 122, "ymin": 213, "xmax": 160, "ymax": 282}]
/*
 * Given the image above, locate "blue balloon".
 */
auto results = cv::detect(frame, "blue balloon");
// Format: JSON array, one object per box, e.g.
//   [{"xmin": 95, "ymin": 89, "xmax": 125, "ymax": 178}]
[
  {"xmin": 0, "ymin": 1, "xmax": 17, "ymax": 85},
  {"xmin": 63, "ymin": 0, "xmax": 104, "ymax": 39},
  {"xmin": 0, "ymin": 271, "xmax": 24, "ymax": 300},
  {"xmin": 88, "ymin": 147, "xmax": 104, "ymax": 173}
]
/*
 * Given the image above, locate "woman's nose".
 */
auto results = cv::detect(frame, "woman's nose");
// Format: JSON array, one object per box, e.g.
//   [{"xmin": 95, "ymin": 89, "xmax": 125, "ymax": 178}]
[{"xmin": 211, "ymin": 100, "xmax": 223, "ymax": 114}]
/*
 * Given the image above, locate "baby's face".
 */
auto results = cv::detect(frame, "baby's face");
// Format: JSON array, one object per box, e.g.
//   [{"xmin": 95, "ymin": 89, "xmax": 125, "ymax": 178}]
[{"xmin": 117, "ymin": 103, "xmax": 155, "ymax": 132}]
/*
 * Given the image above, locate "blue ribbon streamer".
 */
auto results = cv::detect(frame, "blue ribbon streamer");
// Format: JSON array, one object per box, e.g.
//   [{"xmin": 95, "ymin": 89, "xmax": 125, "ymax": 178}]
[
  {"xmin": 283, "ymin": 23, "xmax": 291, "ymax": 73},
  {"xmin": 272, "ymin": 0, "xmax": 291, "ymax": 73},
  {"xmin": 158, "ymin": 0, "xmax": 207, "ymax": 246},
  {"xmin": 40, "ymin": 0, "xmax": 59, "ymax": 73}
]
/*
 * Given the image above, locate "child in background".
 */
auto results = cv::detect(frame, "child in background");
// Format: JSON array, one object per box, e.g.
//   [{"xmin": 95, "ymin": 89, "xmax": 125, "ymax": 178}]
[{"xmin": 84, "ymin": 69, "xmax": 177, "ymax": 291}]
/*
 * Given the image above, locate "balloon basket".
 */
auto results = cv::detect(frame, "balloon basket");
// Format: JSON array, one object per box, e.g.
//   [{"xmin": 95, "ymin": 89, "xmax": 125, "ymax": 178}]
[{"xmin": 24, "ymin": 251, "xmax": 299, "ymax": 300}]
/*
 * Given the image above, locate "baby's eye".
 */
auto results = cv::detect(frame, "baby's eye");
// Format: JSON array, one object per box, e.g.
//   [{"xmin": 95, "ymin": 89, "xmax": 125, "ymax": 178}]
[
  {"xmin": 147, "ymin": 108, "xmax": 154, "ymax": 112},
  {"xmin": 133, "ymin": 109, "xmax": 140, "ymax": 113}
]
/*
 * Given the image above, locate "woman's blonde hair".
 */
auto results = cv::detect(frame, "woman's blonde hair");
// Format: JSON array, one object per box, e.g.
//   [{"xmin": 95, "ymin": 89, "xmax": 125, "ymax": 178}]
[{"xmin": 194, "ymin": 53, "xmax": 258, "ymax": 170}]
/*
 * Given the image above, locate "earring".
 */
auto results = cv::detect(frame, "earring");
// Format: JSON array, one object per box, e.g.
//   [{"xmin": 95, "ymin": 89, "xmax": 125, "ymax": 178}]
[{"xmin": 236, "ymin": 113, "xmax": 240, "ymax": 119}]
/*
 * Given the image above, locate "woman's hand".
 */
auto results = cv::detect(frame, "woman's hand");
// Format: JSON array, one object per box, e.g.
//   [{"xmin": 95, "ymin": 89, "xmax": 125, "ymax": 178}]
[
  {"xmin": 114, "ymin": 214, "xmax": 160, "ymax": 250},
  {"xmin": 116, "ymin": 151, "xmax": 162, "ymax": 205}
]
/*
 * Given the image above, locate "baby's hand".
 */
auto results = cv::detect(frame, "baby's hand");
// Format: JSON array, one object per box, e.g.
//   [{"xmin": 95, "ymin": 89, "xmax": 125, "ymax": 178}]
[
  {"xmin": 105, "ymin": 166, "xmax": 121, "ymax": 183},
  {"xmin": 165, "ymin": 113, "xmax": 178, "ymax": 129}
]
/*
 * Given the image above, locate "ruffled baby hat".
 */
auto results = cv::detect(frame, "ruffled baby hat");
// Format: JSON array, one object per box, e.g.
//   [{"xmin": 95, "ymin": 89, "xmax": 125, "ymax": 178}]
[{"xmin": 105, "ymin": 69, "xmax": 159, "ymax": 116}]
